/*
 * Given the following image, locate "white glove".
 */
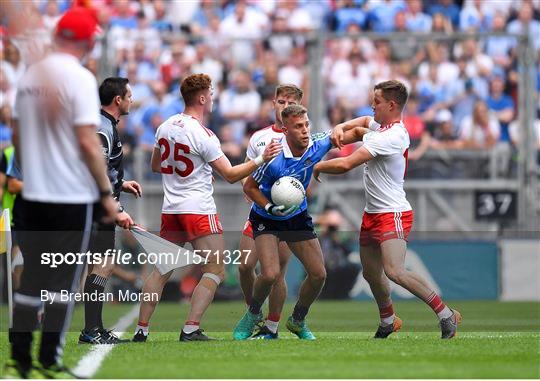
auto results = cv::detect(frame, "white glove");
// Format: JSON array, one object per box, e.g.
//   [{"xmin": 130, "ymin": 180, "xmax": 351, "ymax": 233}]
[{"xmin": 265, "ymin": 203, "xmax": 299, "ymax": 217}]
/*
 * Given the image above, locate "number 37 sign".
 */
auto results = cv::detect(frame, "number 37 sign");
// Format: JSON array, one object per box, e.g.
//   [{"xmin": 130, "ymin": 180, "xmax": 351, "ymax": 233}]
[{"xmin": 474, "ymin": 190, "xmax": 517, "ymax": 220}]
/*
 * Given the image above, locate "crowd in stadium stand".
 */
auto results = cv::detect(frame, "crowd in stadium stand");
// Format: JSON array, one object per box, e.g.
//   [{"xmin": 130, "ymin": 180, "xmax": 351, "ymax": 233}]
[{"xmin": 1, "ymin": 0, "xmax": 539, "ymax": 179}]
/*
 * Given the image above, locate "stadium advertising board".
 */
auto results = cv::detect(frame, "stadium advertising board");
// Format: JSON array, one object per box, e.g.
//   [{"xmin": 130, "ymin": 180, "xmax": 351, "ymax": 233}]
[{"xmin": 286, "ymin": 241, "xmax": 499, "ymax": 300}]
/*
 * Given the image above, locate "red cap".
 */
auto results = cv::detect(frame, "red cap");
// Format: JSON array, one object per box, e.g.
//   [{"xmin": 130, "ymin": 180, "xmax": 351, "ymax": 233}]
[{"xmin": 55, "ymin": 7, "xmax": 99, "ymax": 41}]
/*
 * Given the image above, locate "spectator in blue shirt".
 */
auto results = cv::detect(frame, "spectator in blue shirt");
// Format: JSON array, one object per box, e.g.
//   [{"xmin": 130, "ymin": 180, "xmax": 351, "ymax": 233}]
[
  {"xmin": 484, "ymin": 12, "xmax": 516, "ymax": 70},
  {"xmin": 333, "ymin": 0, "xmax": 367, "ymax": 32},
  {"xmin": 151, "ymin": 0, "xmax": 174, "ymax": 32},
  {"xmin": 486, "ymin": 74, "xmax": 515, "ymax": 143},
  {"xmin": 428, "ymin": 0, "xmax": 460, "ymax": 28},
  {"xmin": 507, "ymin": 3, "xmax": 540, "ymax": 51},
  {"xmin": 368, "ymin": 0, "xmax": 405, "ymax": 32},
  {"xmin": 459, "ymin": 0, "xmax": 493, "ymax": 32},
  {"xmin": 405, "ymin": 0, "xmax": 432, "ymax": 32},
  {"xmin": 110, "ymin": 0, "xmax": 138, "ymax": 30}
]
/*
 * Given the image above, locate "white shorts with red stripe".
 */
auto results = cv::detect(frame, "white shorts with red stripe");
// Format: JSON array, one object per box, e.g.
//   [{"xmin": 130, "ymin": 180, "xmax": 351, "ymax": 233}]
[
  {"xmin": 160, "ymin": 213, "xmax": 222, "ymax": 244},
  {"xmin": 359, "ymin": 210, "xmax": 413, "ymax": 246}
]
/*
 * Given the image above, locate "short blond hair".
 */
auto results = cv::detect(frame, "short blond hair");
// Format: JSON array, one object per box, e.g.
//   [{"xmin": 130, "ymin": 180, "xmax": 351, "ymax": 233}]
[{"xmin": 281, "ymin": 104, "xmax": 307, "ymax": 121}]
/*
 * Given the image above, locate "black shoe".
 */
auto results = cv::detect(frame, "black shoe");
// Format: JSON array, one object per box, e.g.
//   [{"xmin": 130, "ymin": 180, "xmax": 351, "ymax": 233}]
[
  {"xmin": 440, "ymin": 310, "xmax": 462, "ymax": 339},
  {"xmin": 79, "ymin": 327, "xmax": 129, "ymax": 344},
  {"xmin": 101, "ymin": 328, "xmax": 130, "ymax": 344},
  {"xmin": 132, "ymin": 329, "xmax": 148, "ymax": 342},
  {"xmin": 374, "ymin": 316, "xmax": 402, "ymax": 339},
  {"xmin": 179, "ymin": 329, "xmax": 215, "ymax": 341}
]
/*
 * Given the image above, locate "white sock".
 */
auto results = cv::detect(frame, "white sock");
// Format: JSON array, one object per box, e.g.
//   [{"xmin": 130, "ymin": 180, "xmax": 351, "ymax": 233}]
[
  {"xmin": 265, "ymin": 319, "xmax": 279, "ymax": 333},
  {"xmin": 135, "ymin": 324, "xmax": 149, "ymax": 336},
  {"xmin": 381, "ymin": 314, "xmax": 395, "ymax": 326},
  {"xmin": 437, "ymin": 306, "xmax": 453, "ymax": 320},
  {"xmin": 183, "ymin": 323, "xmax": 199, "ymax": 334}
]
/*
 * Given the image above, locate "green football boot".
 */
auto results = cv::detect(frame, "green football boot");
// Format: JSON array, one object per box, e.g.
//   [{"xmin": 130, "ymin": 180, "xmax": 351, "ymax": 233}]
[
  {"xmin": 286, "ymin": 316, "xmax": 316, "ymax": 340},
  {"xmin": 233, "ymin": 310, "xmax": 263, "ymax": 340}
]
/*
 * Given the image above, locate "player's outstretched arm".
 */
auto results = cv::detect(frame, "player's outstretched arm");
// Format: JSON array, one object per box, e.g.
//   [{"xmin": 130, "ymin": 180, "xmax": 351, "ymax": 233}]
[
  {"xmin": 339, "ymin": 126, "xmax": 370, "ymax": 146},
  {"xmin": 332, "ymin": 116, "xmax": 373, "ymax": 149},
  {"xmin": 313, "ymin": 146, "xmax": 374, "ymax": 182},
  {"xmin": 210, "ymin": 141, "xmax": 282, "ymax": 183}
]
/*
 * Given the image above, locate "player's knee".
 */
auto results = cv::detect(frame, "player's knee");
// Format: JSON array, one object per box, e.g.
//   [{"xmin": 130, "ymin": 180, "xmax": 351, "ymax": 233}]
[
  {"xmin": 309, "ymin": 267, "xmax": 327, "ymax": 285},
  {"xmin": 260, "ymin": 268, "xmax": 280, "ymax": 284},
  {"xmin": 384, "ymin": 268, "xmax": 405, "ymax": 285}
]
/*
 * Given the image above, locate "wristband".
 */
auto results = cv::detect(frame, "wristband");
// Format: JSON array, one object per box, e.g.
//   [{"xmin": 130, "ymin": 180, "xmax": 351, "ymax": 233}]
[
  {"xmin": 264, "ymin": 203, "xmax": 274, "ymax": 212},
  {"xmin": 254, "ymin": 155, "xmax": 264, "ymax": 166},
  {"xmin": 99, "ymin": 189, "xmax": 112, "ymax": 198}
]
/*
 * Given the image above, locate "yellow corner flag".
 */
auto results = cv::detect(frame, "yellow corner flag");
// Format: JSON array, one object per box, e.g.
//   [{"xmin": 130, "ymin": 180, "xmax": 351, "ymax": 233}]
[{"xmin": 0, "ymin": 209, "xmax": 11, "ymax": 254}]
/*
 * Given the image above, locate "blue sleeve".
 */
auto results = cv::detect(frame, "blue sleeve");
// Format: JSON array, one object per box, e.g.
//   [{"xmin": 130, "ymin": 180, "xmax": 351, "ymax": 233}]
[
  {"xmin": 504, "ymin": 96, "xmax": 514, "ymax": 110},
  {"xmin": 6, "ymin": 155, "xmax": 21, "ymax": 180},
  {"xmin": 312, "ymin": 131, "xmax": 333, "ymax": 155},
  {"xmin": 252, "ymin": 160, "xmax": 277, "ymax": 185}
]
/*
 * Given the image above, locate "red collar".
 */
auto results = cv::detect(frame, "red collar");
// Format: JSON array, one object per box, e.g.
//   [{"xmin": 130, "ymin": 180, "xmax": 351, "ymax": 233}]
[
  {"xmin": 379, "ymin": 120, "xmax": 401, "ymax": 131},
  {"xmin": 271, "ymin": 124, "xmax": 283, "ymax": 133}
]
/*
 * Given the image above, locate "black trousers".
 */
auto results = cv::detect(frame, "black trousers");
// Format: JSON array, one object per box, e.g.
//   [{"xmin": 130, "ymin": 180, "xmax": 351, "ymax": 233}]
[{"xmin": 10, "ymin": 198, "xmax": 96, "ymax": 368}]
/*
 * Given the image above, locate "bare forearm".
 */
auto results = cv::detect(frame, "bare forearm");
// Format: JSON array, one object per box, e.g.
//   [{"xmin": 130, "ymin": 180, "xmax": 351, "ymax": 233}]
[
  {"xmin": 336, "ymin": 116, "xmax": 371, "ymax": 132},
  {"xmin": 240, "ymin": 157, "xmax": 250, "ymax": 186},
  {"xmin": 316, "ymin": 158, "xmax": 351, "ymax": 174},
  {"xmin": 222, "ymin": 160, "xmax": 259, "ymax": 183},
  {"xmin": 497, "ymin": 109, "xmax": 514, "ymax": 124},
  {"xmin": 245, "ymin": 185, "xmax": 270, "ymax": 208}
]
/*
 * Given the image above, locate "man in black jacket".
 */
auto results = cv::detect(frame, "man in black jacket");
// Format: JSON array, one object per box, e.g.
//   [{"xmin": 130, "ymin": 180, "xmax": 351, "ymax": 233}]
[{"xmin": 79, "ymin": 77, "xmax": 143, "ymax": 344}]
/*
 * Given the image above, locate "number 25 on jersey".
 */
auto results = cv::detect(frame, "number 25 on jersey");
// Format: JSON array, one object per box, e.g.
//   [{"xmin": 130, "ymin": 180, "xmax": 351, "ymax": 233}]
[{"xmin": 158, "ymin": 138, "xmax": 194, "ymax": 177}]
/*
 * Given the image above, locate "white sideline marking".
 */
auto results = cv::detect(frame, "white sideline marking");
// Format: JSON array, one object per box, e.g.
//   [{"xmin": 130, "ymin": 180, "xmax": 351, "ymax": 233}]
[{"xmin": 73, "ymin": 304, "xmax": 139, "ymax": 379}]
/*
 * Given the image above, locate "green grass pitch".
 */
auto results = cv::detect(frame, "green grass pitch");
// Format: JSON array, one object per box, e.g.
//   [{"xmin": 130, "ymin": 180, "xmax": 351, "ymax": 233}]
[{"xmin": 1, "ymin": 300, "xmax": 539, "ymax": 378}]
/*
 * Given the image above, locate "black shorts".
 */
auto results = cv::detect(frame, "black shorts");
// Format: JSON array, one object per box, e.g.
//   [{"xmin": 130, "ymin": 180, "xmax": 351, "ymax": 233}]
[
  {"xmin": 249, "ymin": 209, "xmax": 317, "ymax": 242},
  {"xmin": 17, "ymin": 198, "xmax": 98, "ymax": 296}
]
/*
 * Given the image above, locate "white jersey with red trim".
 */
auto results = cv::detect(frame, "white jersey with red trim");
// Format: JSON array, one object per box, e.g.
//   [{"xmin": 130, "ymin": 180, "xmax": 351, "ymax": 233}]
[
  {"xmin": 155, "ymin": 113, "xmax": 224, "ymax": 214},
  {"xmin": 246, "ymin": 124, "xmax": 284, "ymax": 160},
  {"xmin": 362, "ymin": 118, "xmax": 412, "ymax": 213}
]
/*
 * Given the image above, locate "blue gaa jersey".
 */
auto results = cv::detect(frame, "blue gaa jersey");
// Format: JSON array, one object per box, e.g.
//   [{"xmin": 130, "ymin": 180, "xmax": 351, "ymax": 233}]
[{"xmin": 252, "ymin": 131, "xmax": 333, "ymax": 220}]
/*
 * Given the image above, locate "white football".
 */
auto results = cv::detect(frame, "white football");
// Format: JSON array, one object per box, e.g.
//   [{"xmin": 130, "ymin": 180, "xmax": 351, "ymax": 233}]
[{"xmin": 271, "ymin": 176, "xmax": 306, "ymax": 208}]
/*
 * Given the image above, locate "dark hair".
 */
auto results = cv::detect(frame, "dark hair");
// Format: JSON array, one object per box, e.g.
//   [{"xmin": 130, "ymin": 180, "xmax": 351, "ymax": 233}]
[
  {"xmin": 275, "ymin": 84, "xmax": 303, "ymax": 101},
  {"xmin": 99, "ymin": 77, "xmax": 129, "ymax": 106},
  {"xmin": 180, "ymin": 73, "xmax": 212, "ymax": 105},
  {"xmin": 374, "ymin": 80, "xmax": 408, "ymax": 109},
  {"xmin": 281, "ymin": 104, "xmax": 307, "ymax": 121}
]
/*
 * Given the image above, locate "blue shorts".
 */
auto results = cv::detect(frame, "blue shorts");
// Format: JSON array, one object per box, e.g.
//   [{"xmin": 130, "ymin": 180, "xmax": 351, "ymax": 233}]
[{"xmin": 249, "ymin": 209, "xmax": 317, "ymax": 242}]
